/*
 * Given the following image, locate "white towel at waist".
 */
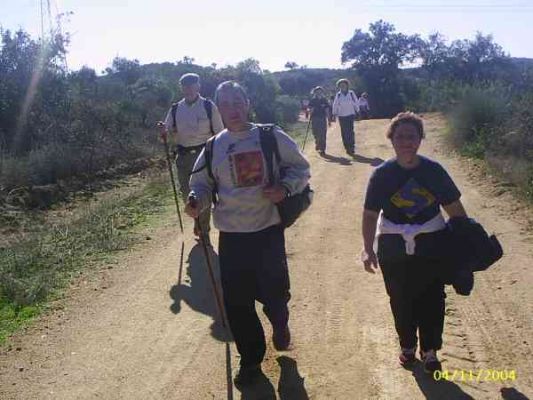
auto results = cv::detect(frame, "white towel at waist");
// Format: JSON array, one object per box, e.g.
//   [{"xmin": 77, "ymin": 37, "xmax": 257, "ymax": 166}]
[{"xmin": 377, "ymin": 213, "xmax": 446, "ymax": 255}]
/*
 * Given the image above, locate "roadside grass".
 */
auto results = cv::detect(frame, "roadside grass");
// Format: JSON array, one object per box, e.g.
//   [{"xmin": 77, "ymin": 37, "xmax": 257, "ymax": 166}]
[
  {"xmin": 285, "ymin": 120, "xmax": 310, "ymax": 146},
  {"xmin": 0, "ymin": 174, "xmax": 174, "ymax": 344}
]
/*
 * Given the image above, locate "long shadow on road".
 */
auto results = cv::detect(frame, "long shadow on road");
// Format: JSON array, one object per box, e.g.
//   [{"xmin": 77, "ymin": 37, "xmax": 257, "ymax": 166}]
[
  {"xmin": 169, "ymin": 242, "xmax": 229, "ymax": 343},
  {"xmin": 352, "ymin": 153, "xmax": 384, "ymax": 166},
  {"xmin": 238, "ymin": 356, "xmax": 309, "ymax": 400},
  {"xmin": 412, "ymin": 362, "xmax": 475, "ymax": 400},
  {"xmin": 169, "ymin": 242, "xmax": 235, "ymax": 399}
]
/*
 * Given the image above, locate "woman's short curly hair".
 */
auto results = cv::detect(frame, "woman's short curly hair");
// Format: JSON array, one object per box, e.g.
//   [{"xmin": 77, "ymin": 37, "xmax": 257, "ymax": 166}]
[{"xmin": 386, "ymin": 112, "xmax": 425, "ymax": 140}]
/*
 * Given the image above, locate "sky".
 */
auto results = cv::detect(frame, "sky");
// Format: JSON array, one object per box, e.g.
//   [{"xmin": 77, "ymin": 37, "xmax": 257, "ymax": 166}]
[{"xmin": 2, "ymin": 0, "xmax": 533, "ymax": 73}]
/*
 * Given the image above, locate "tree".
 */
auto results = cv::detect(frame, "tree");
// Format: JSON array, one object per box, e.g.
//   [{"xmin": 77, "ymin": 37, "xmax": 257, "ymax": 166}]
[
  {"xmin": 106, "ymin": 57, "xmax": 142, "ymax": 85},
  {"xmin": 341, "ymin": 20, "xmax": 422, "ymax": 117},
  {"xmin": 341, "ymin": 20, "xmax": 421, "ymax": 70},
  {"xmin": 284, "ymin": 61, "xmax": 299, "ymax": 70},
  {"xmin": 178, "ymin": 56, "xmax": 195, "ymax": 65},
  {"xmin": 420, "ymin": 32, "xmax": 510, "ymax": 83}
]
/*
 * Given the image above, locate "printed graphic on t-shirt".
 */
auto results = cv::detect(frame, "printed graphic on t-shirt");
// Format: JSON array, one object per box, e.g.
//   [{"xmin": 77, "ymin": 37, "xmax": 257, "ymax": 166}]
[
  {"xmin": 230, "ymin": 151, "xmax": 264, "ymax": 188},
  {"xmin": 390, "ymin": 178, "xmax": 436, "ymax": 218}
]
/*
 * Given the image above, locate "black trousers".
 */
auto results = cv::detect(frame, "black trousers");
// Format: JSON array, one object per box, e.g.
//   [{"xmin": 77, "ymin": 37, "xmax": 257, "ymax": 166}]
[
  {"xmin": 338, "ymin": 114, "xmax": 356, "ymax": 152},
  {"xmin": 379, "ymin": 256, "xmax": 446, "ymax": 352},
  {"xmin": 219, "ymin": 224, "xmax": 290, "ymax": 367}
]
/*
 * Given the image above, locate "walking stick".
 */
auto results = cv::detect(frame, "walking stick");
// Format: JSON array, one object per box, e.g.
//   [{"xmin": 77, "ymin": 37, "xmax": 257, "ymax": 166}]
[
  {"xmin": 188, "ymin": 194, "xmax": 227, "ymax": 329},
  {"xmin": 157, "ymin": 122, "xmax": 184, "ymax": 234},
  {"xmin": 157, "ymin": 122, "xmax": 186, "ymax": 286},
  {"xmin": 301, "ymin": 114, "xmax": 312, "ymax": 152}
]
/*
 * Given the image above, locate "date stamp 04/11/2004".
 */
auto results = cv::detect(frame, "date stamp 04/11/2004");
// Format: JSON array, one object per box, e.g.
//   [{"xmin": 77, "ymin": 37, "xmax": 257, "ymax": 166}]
[{"xmin": 433, "ymin": 369, "xmax": 517, "ymax": 382}]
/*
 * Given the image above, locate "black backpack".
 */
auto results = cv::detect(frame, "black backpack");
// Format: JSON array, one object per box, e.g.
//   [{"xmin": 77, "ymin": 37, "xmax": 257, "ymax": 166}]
[
  {"xmin": 203, "ymin": 124, "xmax": 313, "ymax": 228},
  {"xmin": 171, "ymin": 98, "xmax": 214, "ymax": 135}
]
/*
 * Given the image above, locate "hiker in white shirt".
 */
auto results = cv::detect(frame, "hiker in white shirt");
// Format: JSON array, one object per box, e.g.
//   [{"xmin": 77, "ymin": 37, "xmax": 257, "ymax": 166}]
[
  {"xmin": 332, "ymin": 79, "xmax": 359, "ymax": 156},
  {"xmin": 160, "ymin": 73, "xmax": 224, "ymax": 245}
]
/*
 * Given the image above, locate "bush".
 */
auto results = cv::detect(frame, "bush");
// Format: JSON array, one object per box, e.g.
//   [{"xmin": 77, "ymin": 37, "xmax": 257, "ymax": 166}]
[
  {"xmin": 448, "ymin": 86, "xmax": 508, "ymax": 152},
  {"xmin": 275, "ymin": 95, "xmax": 301, "ymax": 125}
]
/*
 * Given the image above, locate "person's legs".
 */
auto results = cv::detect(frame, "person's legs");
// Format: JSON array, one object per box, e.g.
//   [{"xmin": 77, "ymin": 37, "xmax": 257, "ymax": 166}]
[
  {"xmin": 177, "ymin": 152, "xmax": 211, "ymax": 236},
  {"xmin": 380, "ymin": 258, "xmax": 418, "ymax": 350},
  {"xmin": 219, "ymin": 232, "xmax": 266, "ymax": 368},
  {"xmin": 311, "ymin": 118, "xmax": 321, "ymax": 151},
  {"xmin": 176, "ymin": 153, "xmax": 191, "ymax": 203},
  {"xmin": 413, "ymin": 259, "xmax": 446, "ymax": 352},
  {"xmin": 348, "ymin": 114, "xmax": 356, "ymax": 152},
  {"xmin": 338, "ymin": 116, "xmax": 349, "ymax": 152},
  {"xmin": 311, "ymin": 117, "xmax": 327, "ymax": 152},
  {"xmin": 257, "ymin": 226, "xmax": 291, "ymax": 326},
  {"xmin": 318, "ymin": 117, "xmax": 327, "ymax": 153},
  {"xmin": 339, "ymin": 115, "xmax": 355, "ymax": 154}
]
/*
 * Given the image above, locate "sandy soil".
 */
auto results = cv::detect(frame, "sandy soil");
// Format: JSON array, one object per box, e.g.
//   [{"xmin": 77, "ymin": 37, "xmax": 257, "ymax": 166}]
[{"xmin": 1, "ymin": 114, "xmax": 531, "ymax": 399}]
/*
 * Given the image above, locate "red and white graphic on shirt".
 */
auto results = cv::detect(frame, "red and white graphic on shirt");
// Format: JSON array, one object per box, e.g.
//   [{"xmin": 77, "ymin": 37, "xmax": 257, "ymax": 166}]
[{"xmin": 231, "ymin": 151, "xmax": 265, "ymax": 188}]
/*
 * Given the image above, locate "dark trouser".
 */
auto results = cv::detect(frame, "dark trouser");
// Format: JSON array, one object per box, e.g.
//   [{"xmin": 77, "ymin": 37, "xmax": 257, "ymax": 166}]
[
  {"xmin": 219, "ymin": 225, "xmax": 290, "ymax": 367},
  {"xmin": 311, "ymin": 116, "xmax": 327, "ymax": 152},
  {"xmin": 176, "ymin": 150, "xmax": 210, "ymax": 234},
  {"xmin": 379, "ymin": 256, "xmax": 446, "ymax": 352},
  {"xmin": 338, "ymin": 114, "xmax": 356, "ymax": 153}
]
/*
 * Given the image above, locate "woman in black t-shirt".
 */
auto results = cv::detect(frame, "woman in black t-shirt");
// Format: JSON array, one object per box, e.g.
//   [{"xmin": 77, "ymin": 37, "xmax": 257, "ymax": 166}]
[
  {"xmin": 308, "ymin": 86, "xmax": 331, "ymax": 156},
  {"xmin": 361, "ymin": 112, "xmax": 468, "ymax": 374}
]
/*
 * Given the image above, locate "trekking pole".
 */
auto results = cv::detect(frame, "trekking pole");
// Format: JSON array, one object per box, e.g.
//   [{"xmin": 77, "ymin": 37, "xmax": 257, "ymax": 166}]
[
  {"xmin": 301, "ymin": 113, "xmax": 312, "ymax": 152},
  {"xmin": 188, "ymin": 194, "xmax": 227, "ymax": 328},
  {"xmin": 157, "ymin": 122, "xmax": 184, "ymax": 234}
]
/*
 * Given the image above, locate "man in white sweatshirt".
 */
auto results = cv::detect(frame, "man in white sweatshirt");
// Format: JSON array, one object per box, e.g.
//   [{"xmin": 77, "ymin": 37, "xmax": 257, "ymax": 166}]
[
  {"xmin": 185, "ymin": 81, "xmax": 310, "ymax": 387},
  {"xmin": 332, "ymin": 78, "xmax": 360, "ymax": 156}
]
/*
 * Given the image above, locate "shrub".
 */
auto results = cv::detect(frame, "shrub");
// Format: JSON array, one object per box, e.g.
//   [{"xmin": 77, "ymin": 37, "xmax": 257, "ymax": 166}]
[
  {"xmin": 448, "ymin": 86, "xmax": 509, "ymax": 152},
  {"xmin": 275, "ymin": 95, "xmax": 301, "ymax": 125}
]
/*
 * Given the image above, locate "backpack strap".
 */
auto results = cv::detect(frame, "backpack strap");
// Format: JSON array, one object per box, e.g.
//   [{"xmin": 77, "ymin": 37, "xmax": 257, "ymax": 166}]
[
  {"xmin": 203, "ymin": 98, "xmax": 214, "ymax": 135},
  {"xmin": 171, "ymin": 102, "xmax": 179, "ymax": 130},
  {"xmin": 203, "ymin": 136, "xmax": 218, "ymax": 203},
  {"xmin": 350, "ymin": 91, "xmax": 357, "ymax": 103},
  {"xmin": 257, "ymin": 124, "xmax": 281, "ymax": 186}
]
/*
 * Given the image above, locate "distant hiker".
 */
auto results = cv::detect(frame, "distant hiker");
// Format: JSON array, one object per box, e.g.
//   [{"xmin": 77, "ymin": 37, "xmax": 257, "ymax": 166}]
[
  {"xmin": 332, "ymin": 79, "xmax": 359, "ymax": 156},
  {"xmin": 359, "ymin": 92, "xmax": 370, "ymax": 120},
  {"xmin": 185, "ymin": 81, "xmax": 310, "ymax": 386},
  {"xmin": 361, "ymin": 112, "xmax": 468, "ymax": 374},
  {"xmin": 308, "ymin": 86, "xmax": 331, "ymax": 156},
  {"xmin": 329, "ymin": 95, "xmax": 336, "ymax": 123},
  {"xmin": 160, "ymin": 73, "xmax": 224, "ymax": 245},
  {"xmin": 302, "ymin": 98, "xmax": 310, "ymax": 119}
]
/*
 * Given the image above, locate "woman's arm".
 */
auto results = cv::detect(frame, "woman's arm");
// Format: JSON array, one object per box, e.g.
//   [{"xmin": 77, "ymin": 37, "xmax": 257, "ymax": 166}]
[
  {"xmin": 442, "ymin": 199, "xmax": 468, "ymax": 218},
  {"xmin": 362, "ymin": 209, "xmax": 379, "ymax": 273}
]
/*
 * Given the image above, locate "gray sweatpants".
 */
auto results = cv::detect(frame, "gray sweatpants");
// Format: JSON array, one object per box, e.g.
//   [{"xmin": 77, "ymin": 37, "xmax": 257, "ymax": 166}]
[{"xmin": 176, "ymin": 151, "xmax": 211, "ymax": 234}]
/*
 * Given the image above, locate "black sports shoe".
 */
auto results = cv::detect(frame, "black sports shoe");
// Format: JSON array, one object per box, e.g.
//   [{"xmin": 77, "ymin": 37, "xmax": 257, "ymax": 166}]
[
  {"xmin": 273, "ymin": 325, "xmax": 291, "ymax": 351},
  {"xmin": 421, "ymin": 350, "xmax": 442, "ymax": 374},
  {"xmin": 233, "ymin": 364, "xmax": 262, "ymax": 387}
]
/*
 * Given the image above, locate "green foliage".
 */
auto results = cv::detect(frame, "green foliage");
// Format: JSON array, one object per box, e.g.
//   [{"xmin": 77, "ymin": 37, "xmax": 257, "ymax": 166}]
[
  {"xmin": 275, "ymin": 95, "xmax": 301, "ymax": 125},
  {"xmin": 341, "ymin": 20, "xmax": 422, "ymax": 117},
  {"xmin": 448, "ymin": 85, "xmax": 508, "ymax": 151},
  {"xmin": 0, "ymin": 176, "xmax": 171, "ymax": 343}
]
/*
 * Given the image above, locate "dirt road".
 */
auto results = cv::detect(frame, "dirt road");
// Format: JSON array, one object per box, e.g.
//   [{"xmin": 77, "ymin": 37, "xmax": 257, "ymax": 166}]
[{"xmin": 1, "ymin": 115, "xmax": 532, "ymax": 399}]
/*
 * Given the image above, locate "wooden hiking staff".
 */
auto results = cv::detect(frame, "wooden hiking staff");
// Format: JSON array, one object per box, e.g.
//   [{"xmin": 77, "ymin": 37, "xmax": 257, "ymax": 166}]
[
  {"xmin": 157, "ymin": 121, "xmax": 186, "ymax": 286},
  {"xmin": 301, "ymin": 113, "xmax": 312, "ymax": 152},
  {"xmin": 157, "ymin": 121, "xmax": 184, "ymax": 234},
  {"xmin": 188, "ymin": 194, "xmax": 227, "ymax": 328}
]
